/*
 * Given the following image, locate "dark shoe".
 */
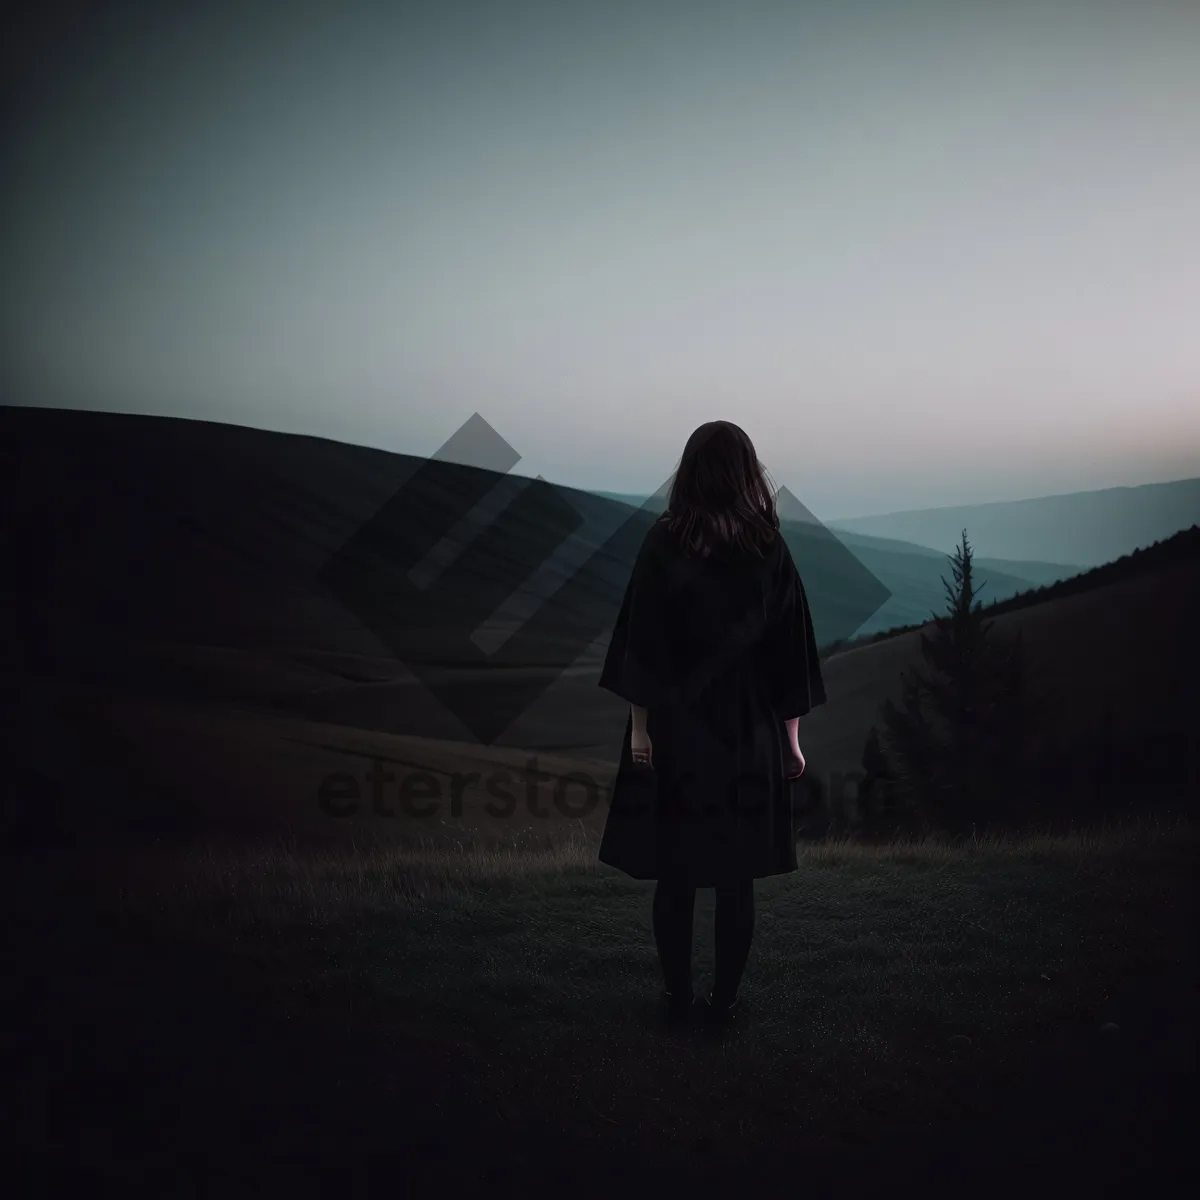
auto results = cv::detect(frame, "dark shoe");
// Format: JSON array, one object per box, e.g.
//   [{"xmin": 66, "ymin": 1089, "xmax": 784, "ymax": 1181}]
[
  {"xmin": 662, "ymin": 989, "xmax": 701, "ymax": 1027},
  {"xmin": 703, "ymin": 992, "xmax": 740, "ymax": 1029}
]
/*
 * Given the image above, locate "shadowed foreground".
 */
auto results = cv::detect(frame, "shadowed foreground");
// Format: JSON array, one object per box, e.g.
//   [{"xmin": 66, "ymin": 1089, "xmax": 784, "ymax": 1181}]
[{"xmin": 7, "ymin": 821, "xmax": 1197, "ymax": 1198}]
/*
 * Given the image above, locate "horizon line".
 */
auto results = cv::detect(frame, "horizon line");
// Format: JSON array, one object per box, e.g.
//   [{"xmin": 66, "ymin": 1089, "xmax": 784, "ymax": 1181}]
[{"xmin": 4, "ymin": 400, "xmax": 1197, "ymax": 525}]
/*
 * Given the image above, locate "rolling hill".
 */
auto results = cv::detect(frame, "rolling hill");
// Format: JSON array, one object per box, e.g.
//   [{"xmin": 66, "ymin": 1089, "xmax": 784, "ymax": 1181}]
[
  {"xmin": 3, "ymin": 405, "xmax": 1196, "ymax": 843},
  {"xmin": 791, "ymin": 524, "xmax": 1200, "ymax": 833},
  {"xmin": 815, "ymin": 525, "xmax": 1200, "ymax": 757}
]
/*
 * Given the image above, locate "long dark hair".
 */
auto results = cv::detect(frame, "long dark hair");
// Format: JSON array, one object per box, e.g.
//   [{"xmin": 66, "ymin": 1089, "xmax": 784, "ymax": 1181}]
[{"xmin": 662, "ymin": 421, "xmax": 779, "ymax": 558}]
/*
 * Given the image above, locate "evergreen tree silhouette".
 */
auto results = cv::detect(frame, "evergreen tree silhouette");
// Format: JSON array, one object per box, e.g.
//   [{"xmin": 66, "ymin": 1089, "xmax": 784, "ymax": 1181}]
[{"xmin": 874, "ymin": 529, "xmax": 1031, "ymax": 836}]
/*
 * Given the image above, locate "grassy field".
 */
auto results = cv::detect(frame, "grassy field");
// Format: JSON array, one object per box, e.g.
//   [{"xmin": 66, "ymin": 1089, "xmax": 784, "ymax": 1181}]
[{"xmin": 14, "ymin": 812, "xmax": 1193, "ymax": 1194}]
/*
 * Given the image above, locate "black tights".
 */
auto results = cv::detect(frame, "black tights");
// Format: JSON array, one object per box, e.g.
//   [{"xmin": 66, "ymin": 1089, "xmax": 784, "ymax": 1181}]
[{"xmin": 652, "ymin": 876, "xmax": 755, "ymax": 1005}]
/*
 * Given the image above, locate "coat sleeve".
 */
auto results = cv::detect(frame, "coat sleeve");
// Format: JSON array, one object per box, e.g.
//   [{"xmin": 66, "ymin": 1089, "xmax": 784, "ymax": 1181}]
[
  {"xmin": 598, "ymin": 524, "xmax": 669, "ymax": 707},
  {"xmin": 763, "ymin": 536, "xmax": 828, "ymax": 718}
]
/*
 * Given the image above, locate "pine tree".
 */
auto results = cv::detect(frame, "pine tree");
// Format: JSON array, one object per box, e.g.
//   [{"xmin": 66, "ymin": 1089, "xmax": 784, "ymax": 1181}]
[{"xmin": 874, "ymin": 529, "xmax": 1031, "ymax": 836}]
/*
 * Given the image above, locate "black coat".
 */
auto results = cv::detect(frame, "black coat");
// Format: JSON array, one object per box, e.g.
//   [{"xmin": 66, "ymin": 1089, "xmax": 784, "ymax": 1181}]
[{"xmin": 597, "ymin": 516, "xmax": 827, "ymax": 885}]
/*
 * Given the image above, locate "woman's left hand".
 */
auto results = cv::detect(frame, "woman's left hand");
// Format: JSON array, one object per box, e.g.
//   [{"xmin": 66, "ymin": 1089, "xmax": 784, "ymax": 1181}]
[
  {"xmin": 630, "ymin": 728, "xmax": 653, "ymax": 768},
  {"xmin": 785, "ymin": 747, "xmax": 806, "ymax": 779}
]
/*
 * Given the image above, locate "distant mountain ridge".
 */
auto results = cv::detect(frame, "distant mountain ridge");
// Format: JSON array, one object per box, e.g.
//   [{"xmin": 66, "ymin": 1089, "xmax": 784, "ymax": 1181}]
[
  {"xmin": 824, "ymin": 478, "xmax": 1200, "ymax": 566},
  {"xmin": 586, "ymin": 490, "xmax": 1086, "ymax": 638},
  {"xmin": 589, "ymin": 479, "xmax": 1200, "ymax": 569},
  {"xmin": 819, "ymin": 532, "xmax": 1066, "ymax": 638},
  {"xmin": 823, "ymin": 522, "xmax": 1200, "ymax": 659},
  {"xmin": 826, "ymin": 528, "xmax": 1082, "ymax": 585}
]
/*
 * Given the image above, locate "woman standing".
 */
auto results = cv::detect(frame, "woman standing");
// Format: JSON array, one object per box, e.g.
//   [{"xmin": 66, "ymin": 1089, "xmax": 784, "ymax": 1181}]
[{"xmin": 597, "ymin": 421, "xmax": 827, "ymax": 1028}]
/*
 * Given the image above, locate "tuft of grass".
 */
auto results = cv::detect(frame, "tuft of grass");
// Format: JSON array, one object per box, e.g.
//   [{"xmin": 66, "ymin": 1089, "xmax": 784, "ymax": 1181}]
[{"xmin": 801, "ymin": 809, "xmax": 1191, "ymax": 866}]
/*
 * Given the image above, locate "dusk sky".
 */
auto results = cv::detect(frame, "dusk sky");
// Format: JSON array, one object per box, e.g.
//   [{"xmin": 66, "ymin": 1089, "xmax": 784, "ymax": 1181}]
[{"xmin": 3, "ymin": 0, "xmax": 1198, "ymax": 519}]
